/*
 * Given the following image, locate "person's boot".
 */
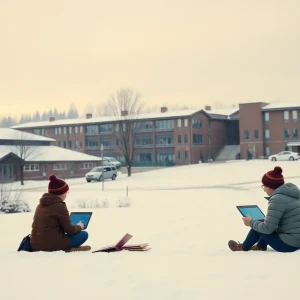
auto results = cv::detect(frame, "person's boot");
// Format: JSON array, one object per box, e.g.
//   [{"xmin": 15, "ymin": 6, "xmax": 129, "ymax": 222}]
[
  {"xmin": 228, "ymin": 240, "xmax": 245, "ymax": 251},
  {"xmin": 65, "ymin": 245, "xmax": 91, "ymax": 253},
  {"xmin": 250, "ymin": 244, "xmax": 267, "ymax": 251}
]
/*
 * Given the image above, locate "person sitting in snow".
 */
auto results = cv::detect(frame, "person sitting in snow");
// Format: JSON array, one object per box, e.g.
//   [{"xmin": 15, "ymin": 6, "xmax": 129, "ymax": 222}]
[
  {"xmin": 30, "ymin": 174, "xmax": 91, "ymax": 252},
  {"xmin": 228, "ymin": 166, "xmax": 300, "ymax": 252}
]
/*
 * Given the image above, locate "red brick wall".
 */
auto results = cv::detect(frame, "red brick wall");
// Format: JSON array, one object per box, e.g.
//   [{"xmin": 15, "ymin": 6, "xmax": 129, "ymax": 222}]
[{"xmin": 239, "ymin": 102, "xmax": 267, "ymax": 159}]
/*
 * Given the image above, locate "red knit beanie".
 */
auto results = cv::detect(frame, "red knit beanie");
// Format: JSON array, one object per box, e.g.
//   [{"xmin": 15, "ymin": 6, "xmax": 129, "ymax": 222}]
[
  {"xmin": 261, "ymin": 166, "xmax": 284, "ymax": 190},
  {"xmin": 48, "ymin": 174, "xmax": 69, "ymax": 195}
]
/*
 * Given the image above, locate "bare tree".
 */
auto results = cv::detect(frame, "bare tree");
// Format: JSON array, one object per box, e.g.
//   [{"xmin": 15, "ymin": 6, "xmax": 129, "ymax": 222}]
[
  {"xmin": 10, "ymin": 131, "xmax": 40, "ymax": 185},
  {"xmin": 106, "ymin": 88, "xmax": 144, "ymax": 177}
]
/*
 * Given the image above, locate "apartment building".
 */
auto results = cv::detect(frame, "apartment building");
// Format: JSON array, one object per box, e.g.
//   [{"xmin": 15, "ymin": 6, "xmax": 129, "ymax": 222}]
[
  {"xmin": 239, "ymin": 102, "xmax": 300, "ymax": 159},
  {"xmin": 12, "ymin": 106, "xmax": 240, "ymax": 166}
]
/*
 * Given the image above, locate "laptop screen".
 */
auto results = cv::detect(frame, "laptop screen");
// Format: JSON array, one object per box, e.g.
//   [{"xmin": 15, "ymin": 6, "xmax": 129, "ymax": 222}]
[
  {"xmin": 237, "ymin": 206, "xmax": 265, "ymax": 221},
  {"xmin": 70, "ymin": 212, "xmax": 93, "ymax": 229}
]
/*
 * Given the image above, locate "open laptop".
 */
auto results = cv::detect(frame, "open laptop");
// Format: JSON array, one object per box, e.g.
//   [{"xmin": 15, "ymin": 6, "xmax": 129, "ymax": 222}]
[
  {"xmin": 236, "ymin": 205, "xmax": 265, "ymax": 221},
  {"xmin": 70, "ymin": 212, "xmax": 93, "ymax": 229}
]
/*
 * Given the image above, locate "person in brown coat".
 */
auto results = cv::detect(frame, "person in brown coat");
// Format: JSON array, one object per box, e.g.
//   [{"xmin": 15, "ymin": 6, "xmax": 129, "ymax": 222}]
[{"xmin": 30, "ymin": 174, "xmax": 91, "ymax": 252}]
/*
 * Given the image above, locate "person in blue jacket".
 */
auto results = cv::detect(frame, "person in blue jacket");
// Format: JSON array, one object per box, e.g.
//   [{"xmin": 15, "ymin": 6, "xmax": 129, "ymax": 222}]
[{"xmin": 229, "ymin": 166, "xmax": 300, "ymax": 252}]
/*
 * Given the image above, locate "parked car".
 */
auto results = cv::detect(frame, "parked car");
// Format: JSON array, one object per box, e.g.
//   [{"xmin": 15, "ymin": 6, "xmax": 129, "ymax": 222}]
[
  {"xmin": 268, "ymin": 151, "xmax": 300, "ymax": 161},
  {"xmin": 103, "ymin": 157, "xmax": 122, "ymax": 169},
  {"xmin": 85, "ymin": 166, "xmax": 118, "ymax": 182}
]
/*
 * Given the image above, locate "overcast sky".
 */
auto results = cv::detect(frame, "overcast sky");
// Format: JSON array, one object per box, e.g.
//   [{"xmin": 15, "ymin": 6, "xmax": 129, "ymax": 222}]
[{"xmin": 1, "ymin": 0, "xmax": 300, "ymax": 118}]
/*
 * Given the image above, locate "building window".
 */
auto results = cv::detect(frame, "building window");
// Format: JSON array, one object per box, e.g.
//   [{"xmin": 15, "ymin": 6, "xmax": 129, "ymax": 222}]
[
  {"xmin": 265, "ymin": 147, "xmax": 270, "ymax": 156},
  {"xmin": 101, "ymin": 139, "xmax": 114, "ymax": 149},
  {"xmin": 192, "ymin": 134, "xmax": 202, "ymax": 145},
  {"xmin": 293, "ymin": 128, "xmax": 298, "ymax": 139},
  {"xmin": 63, "ymin": 141, "xmax": 67, "ymax": 148},
  {"xmin": 136, "ymin": 121, "xmax": 153, "ymax": 131},
  {"xmin": 177, "ymin": 119, "xmax": 182, "ymax": 128},
  {"xmin": 86, "ymin": 125, "xmax": 98, "ymax": 135},
  {"xmin": 254, "ymin": 129, "xmax": 259, "ymax": 140},
  {"xmin": 178, "ymin": 135, "xmax": 182, "ymax": 144},
  {"xmin": 264, "ymin": 112, "xmax": 269, "ymax": 124},
  {"xmin": 192, "ymin": 119, "xmax": 201, "ymax": 129},
  {"xmin": 58, "ymin": 141, "xmax": 61, "ymax": 147},
  {"xmin": 24, "ymin": 163, "xmax": 39, "ymax": 172},
  {"xmin": 75, "ymin": 126, "xmax": 78, "ymax": 134},
  {"xmin": 69, "ymin": 127, "xmax": 73, "ymax": 134},
  {"xmin": 63, "ymin": 127, "xmax": 67, "ymax": 135},
  {"xmin": 81, "ymin": 163, "xmax": 97, "ymax": 169},
  {"xmin": 265, "ymin": 129, "xmax": 270, "ymax": 140},
  {"xmin": 53, "ymin": 163, "xmax": 69, "ymax": 170},
  {"xmin": 284, "ymin": 111, "xmax": 289, "ymax": 122},
  {"xmin": 80, "ymin": 126, "xmax": 83, "ymax": 133},
  {"xmin": 155, "ymin": 135, "xmax": 174, "ymax": 146},
  {"xmin": 177, "ymin": 151, "xmax": 181, "ymax": 160},
  {"xmin": 69, "ymin": 141, "xmax": 72, "ymax": 149},
  {"xmin": 284, "ymin": 129, "xmax": 290, "ymax": 140},
  {"xmin": 75, "ymin": 141, "xmax": 79, "ymax": 149},
  {"xmin": 80, "ymin": 142, "xmax": 83, "ymax": 149},
  {"xmin": 34, "ymin": 129, "xmax": 40, "ymax": 135},
  {"xmin": 184, "ymin": 151, "xmax": 188, "ymax": 161},
  {"xmin": 134, "ymin": 136, "xmax": 153, "ymax": 147},
  {"xmin": 85, "ymin": 139, "xmax": 98, "ymax": 149},
  {"xmin": 244, "ymin": 130, "xmax": 249, "ymax": 140},
  {"xmin": 184, "ymin": 134, "xmax": 188, "ymax": 144},
  {"xmin": 100, "ymin": 124, "xmax": 113, "ymax": 134},
  {"xmin": 184, "ymin": 119, "xmax": 188, "ymax": 127},
  {"xmin": 292, "ymin": 110, "xmax": 298, "ymax": 121},
  {"xmin": 155, "ymin": 120, "xmax": 174, "ymax": 131}
]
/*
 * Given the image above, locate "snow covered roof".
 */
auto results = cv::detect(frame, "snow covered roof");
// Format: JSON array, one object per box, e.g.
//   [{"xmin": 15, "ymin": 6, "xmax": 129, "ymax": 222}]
[
  {"xmin": 0, "ymin": 145, "xmax": 102, "ymax": 162},
  {"xmin": 11, "ymin": 107, "xmax": 240, "ymax": 129},
  {"xmin": 0, "ymin": 128, "xmax": 55, "ymax": 142},
  {"xmin": 261, "ymin": 102, "xmax": 300, "ymax": 111}
]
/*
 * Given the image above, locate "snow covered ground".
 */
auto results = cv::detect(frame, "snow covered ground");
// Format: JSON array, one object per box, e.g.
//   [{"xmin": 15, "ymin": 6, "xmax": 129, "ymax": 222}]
[{"xmin": 1, "ymin": 159, "xmax": 300, "ymax": 300}]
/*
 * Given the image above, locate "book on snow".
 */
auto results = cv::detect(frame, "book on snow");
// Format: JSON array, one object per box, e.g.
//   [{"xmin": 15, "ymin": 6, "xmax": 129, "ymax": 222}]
[{"xmin": 92, "ymin": 233, "xmax": 151, "ymax": 253}]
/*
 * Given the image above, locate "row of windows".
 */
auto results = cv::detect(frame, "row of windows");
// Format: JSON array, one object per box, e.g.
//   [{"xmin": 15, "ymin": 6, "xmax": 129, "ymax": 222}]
[
  {"xmin": 33, "ymin": 118, "xmax": 205, "ymax": 138},
  {"xmin": 244, "ymin": 128, "xmax": 298, "ymax": 140},
  {"xmin": 264, "ymin": 110, "xmax": 298, "ymax": 123},
  {"xmin": 23, "ymin": 163, "xmax": 97, "ymax": 172}
]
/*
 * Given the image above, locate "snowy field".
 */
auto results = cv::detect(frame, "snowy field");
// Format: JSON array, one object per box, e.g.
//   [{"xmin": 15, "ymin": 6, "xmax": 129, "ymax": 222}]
[{"xmin": 1, "ymin": 159, "xmax": 300, "ymax": 300}]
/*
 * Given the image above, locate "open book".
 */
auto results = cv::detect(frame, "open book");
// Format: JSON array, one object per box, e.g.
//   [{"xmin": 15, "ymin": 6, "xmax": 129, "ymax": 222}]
[{"xmin": 92, "ymin": 233, "xmax": 151, "ymax": 253}]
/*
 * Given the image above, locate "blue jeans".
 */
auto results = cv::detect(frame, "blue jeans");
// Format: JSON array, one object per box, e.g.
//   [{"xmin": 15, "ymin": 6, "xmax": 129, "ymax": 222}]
[
  {"xmin": 243, "ymin": 229, "xmax": 299, "ymax": 252},
  {"xmin": 68, "ymin": 231, "xmax": 89, "ymax": 248}
]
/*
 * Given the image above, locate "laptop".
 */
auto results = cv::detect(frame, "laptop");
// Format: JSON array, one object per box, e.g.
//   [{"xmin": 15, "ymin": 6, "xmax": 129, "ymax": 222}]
[
  {"xmin": 70, "ymin": 212, "xmax": 93, "ymax": 229},
  {"xmin": 236, "ymin": 205, "xmax": 265, "ymax": 221}
]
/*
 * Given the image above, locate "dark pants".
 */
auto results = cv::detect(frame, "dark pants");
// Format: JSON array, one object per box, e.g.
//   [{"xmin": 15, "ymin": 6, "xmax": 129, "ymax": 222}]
[
  {"xmin": 243, "ymin": 229, "xmax": 299, "ymax": 253},
  {"xmin": 68, "ymin": 231, "xmax": 88, "ymax": 248}
]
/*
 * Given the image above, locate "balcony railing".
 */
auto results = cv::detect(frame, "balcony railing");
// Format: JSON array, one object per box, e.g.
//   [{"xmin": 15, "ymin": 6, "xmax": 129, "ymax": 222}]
[
  {"xmin": 155, "ymin": 128, "xmax": 174, "ymax": 132},
  {"xmin": 100, "ymin": 130, "xmax": 113, "ymax": 135},
  {"xmin": 155, "ymin": 143, "xmax": 175, "ymax": 148},
  {"xmin": 85, "ymin": 146, "xmax": 99, "ymax": 150},
  {"xmin": 136, "ymin": 128, "xmax": 154, "ymax": 133},
  {"xmin": 134, "ymin": 144, "xmax": 153, "ymax": 148},
  {"xmin": 86, "ymin": 132, "xmax": 99, "ymax": 136}
]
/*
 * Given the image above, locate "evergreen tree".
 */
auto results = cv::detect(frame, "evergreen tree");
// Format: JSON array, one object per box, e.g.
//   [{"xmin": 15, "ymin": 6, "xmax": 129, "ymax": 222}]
[{"xmin": 67, "ymin": 102, "xmax": 79, "ymax": 118}]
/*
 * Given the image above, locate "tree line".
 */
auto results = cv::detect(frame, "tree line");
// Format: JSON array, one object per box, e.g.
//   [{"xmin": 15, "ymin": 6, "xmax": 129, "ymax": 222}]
[{"xmin": 0, "ymin": 103, "xmax": 79, "ymax": 128}]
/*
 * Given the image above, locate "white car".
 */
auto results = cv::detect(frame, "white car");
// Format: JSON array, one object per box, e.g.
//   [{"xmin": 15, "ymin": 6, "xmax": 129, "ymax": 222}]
[
  {"xmin": 268, "ymin": 151, "xmax": 300, "ymax": 161},
  {"xmin": 85, "ymin": 166, "xmax": 118, "ymax": 182},
  {"xmin": 103, "ymin": 157, "xmax": 122, "ymax": 169}
]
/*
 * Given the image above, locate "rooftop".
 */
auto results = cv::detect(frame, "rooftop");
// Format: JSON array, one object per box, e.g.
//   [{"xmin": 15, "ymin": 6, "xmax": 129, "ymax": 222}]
[
  {"xmin": 0, "ymin": 145, "xmax": 102, "ymax": 162},
  {"xmin": 11, "ymin": 107, "xmax": 240, "ymax": 129},
  {"xmin": 0, "ymin": 128, "xmax": 55, "ymax": 141},
  {"xmin": 261, "ymin": 102, "xmax": 300, "ymax": 111}
]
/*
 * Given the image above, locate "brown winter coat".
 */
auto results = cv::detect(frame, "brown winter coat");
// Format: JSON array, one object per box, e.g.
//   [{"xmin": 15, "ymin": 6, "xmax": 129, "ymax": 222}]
[{"xmin": 30, "ymin": 193, "xmax": 81, "ymax": 252}]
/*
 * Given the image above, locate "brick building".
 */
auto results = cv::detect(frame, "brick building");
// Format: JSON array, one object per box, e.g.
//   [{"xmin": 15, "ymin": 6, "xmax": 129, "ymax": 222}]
[
  {"xmin": 10, "ymin": 102, "xmax": 300, "ymax": 165},
  {"xmin": 0, "ymin": 128, "xmax": 102, "ymax": 182},
  {"xmin": 11, "ymin": 106, "xmax": 240, "ymax": 166},
  {"xmin": 239, "ymin": 102, "xmax": 300, "ymax": 159}
]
